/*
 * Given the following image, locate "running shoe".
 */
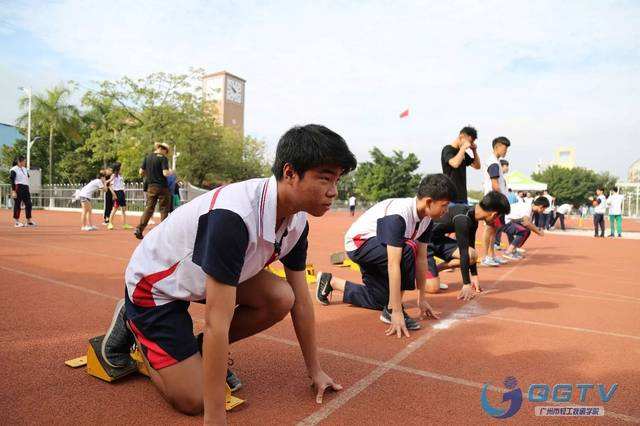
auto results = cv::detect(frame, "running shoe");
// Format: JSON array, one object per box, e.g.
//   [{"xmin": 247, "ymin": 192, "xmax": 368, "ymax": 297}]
[
  {"xmin": 315, "ymin": 272, "xmax": 333, "ymax": 306},
  {"xmin": 379, "ymin": 306, "xmax": 421, "ymax": 330},
  {"xmin": 481, "ymin": 256, "xmax": 499, "ymax": 267},
  {"xmin": 101, "ymin": 299, "xmax": 135, "ymax": 368}
]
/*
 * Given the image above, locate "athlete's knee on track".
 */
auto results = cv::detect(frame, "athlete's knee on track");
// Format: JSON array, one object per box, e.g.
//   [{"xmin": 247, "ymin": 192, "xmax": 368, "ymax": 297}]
[
  {"xmin": 426, "ymin": 278, "xmax": 440, "ymax": 294},
  {"xmin": 170, "ymin": 394, "xmax": 203, "ymax": 416}
]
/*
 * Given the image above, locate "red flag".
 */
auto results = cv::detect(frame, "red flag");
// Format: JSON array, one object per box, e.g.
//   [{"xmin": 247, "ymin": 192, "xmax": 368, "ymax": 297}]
[{"xmin": 399, "ymin": 109, "xmax": 409, "ymax": 118}]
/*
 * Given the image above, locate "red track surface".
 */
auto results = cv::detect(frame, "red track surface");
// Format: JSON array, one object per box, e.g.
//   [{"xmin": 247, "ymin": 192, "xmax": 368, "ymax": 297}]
[{"xmin": 1, "ymin": 210, "xmax": 639, "ymax": 424}]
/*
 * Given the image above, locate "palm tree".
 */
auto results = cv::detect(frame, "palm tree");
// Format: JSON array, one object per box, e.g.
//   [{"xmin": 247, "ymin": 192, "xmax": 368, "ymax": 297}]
[{"xmin": 17, "ymin": 86, "xmax": 78, "ymax": 184}]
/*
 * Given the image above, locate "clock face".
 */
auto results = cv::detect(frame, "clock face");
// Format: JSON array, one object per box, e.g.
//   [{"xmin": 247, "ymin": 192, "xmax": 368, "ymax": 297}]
[
  {"xmin": 204, "ymin": 76, "xmax": 223, "ymax": 102},
  {"xmin": 226, "ymin": 78, "xmax": 243, "ymax": 104}
]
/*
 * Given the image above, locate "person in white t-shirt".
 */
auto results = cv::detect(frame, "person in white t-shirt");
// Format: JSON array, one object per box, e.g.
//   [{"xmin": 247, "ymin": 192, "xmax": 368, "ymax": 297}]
[
  {"xmin": 606, "ymin": 187, "xmax": 624, "ymax": 237},
  {"xmin": 74, "ymin": 170, "xmax": 107, "ymax": 231},
  {"xmin": 99, "ymin": 124, "xmax": 357, "ymax": 421},
  {"xmin": 589, "ymin": 188, "xmax": 607, "ymax": 237},
  {"xmin": 348, "ymin": 195, "xmax": 357, "ymax": 216},
  {"xmin": 106, "ymin": 162, "xmax": 133, "ymax": 230},
  {"xmin": 9, "ymin": 155, "xmax": 36, "ymax": 227},
  {"xmin": 501, "ymin": 197, "xmax": 549, "ymax": 260},
  {"xmin": 551, "ymin": 203, "xmax": 572, "ymax": 231},
  {"xmin": 315, "ymin": 174, "xmax": 456, "ymax": 337},
  {"xmin": 481, "ymin": 136, "xmax": 511, "ymax": 267}
]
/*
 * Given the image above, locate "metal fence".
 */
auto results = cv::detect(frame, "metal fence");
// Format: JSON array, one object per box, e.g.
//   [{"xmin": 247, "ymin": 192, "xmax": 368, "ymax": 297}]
[
  {"xmin": 619, "ymin": 182, "xmax": 640, "ymax": 218},
  {"xmin": 0, "ymin": 182, "xmax": 378, "ymax": 213},
  {"xmin": 0, "ymin": 182, "xmax": 207, "ymax": 212}
]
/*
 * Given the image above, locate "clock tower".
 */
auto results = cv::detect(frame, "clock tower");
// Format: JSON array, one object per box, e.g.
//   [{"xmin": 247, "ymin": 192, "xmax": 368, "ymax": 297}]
[{"xmin": 202, "ymin": 71, "xmax": 246, "ymax": 137}]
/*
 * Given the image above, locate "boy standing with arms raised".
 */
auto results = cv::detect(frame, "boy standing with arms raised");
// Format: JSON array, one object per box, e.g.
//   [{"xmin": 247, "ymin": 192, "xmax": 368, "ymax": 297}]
[{"xmin": 441, "ymin": 126, "xmax": 481, "ymax": 204}]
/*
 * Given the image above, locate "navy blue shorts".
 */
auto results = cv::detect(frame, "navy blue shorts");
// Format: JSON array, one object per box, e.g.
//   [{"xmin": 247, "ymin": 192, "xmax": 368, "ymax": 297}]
[
  {"xmin": 124, "ymin": 289, "xmax": 198, "ymax": 370},
  {"xmin": 342, "ymin": 236, "xmax": 416, "ymax": 310},
  {"xmin": 426, "ymin": 235, "xmax": 458, "ymax": 278}
]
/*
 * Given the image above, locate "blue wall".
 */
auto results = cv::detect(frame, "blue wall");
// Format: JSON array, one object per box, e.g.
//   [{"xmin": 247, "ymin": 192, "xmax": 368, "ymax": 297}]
[{"xmin": 0, "ymin": 123, "xmax": 23, "ymax": 148}]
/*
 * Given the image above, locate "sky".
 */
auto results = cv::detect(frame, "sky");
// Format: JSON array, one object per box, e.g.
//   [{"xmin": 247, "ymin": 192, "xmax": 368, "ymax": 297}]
[{"xmin": 1, "ymin": 0, "xmax": 639, "ymax": 189}]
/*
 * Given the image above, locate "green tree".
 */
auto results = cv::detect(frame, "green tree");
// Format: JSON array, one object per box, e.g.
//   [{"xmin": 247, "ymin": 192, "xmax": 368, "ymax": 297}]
[
  {"xmin": 354, "ymin": 148, "xmax": 423, "ymax": 201},
  {"xmin": 16, "ymin": 85, "xmax": 79, "ymax": 184},
  {"xmin": 532, "ymin": 165, "xmax": 618, "ymax": 206}
]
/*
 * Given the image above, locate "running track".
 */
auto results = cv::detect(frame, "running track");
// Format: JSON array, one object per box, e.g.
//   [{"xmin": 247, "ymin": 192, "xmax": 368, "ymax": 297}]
[{"xmin": 1, "ymin": 210, "xmax": 639, "ymax": 424}]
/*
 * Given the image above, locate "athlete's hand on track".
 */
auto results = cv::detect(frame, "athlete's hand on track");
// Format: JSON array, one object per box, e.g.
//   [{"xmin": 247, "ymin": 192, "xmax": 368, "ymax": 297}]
[
  {"xmin": 311, "ymin": 370, "xmax": 343, "ymax": 403},
  {"xmin": 385, "ymin": 310, "xmax": 410, "ymax": 338},
  {"xmin": 457, "ymin": 285, "xmax": 476, "ymax": 301},
  {"xmin": 419, "ymin": 299, "xmax": 439, "ymax": 320},
  {"xmin": 470, "ymin": 276, "xmax": 482, "ymax": 293}
]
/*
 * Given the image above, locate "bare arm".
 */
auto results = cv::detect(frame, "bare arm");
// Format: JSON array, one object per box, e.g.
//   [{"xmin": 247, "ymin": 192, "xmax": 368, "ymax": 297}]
[
  {"xmin": 139, "ymin": 168, "xmax": 145, "ymax": 177},
  {"xmin": 285, "ymin": 267, "xmax": 321, "ymax": 376},
  {"xmin": 522, "ymin": 217, "xmax": 544, "ymax": 236},
  {"xmin": 415, "ymin": 242, "xmax": 428, "ymax": 301},
  {"xmin": 491, "ymin": 177, "xmax": 501, "ymax": 192},
  {"xmin": 163, "ymin": 169, "xmax": 174, "ymax": 177},
  {"xmin": 470, "ymin": 148, "xmax": 481, "ymax": 169},
  {"xmin": 285, "ymin": 266, "xmax": 342, "ymax": 401},
  {"xmin": 203, "ymin": 275, "xmax": 237, "ymax": 424}
]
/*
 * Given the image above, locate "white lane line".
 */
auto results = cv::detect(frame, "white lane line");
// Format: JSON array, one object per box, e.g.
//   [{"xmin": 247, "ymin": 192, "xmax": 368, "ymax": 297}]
[
  {"xmin": 0, "ymin": 237, "xmax": 130, "ymax": 262},
  {"xmin": 296, "ymin": 250, "xmax": 526, "ymax": 425},
  {"xmin": 509, "ymin": 288, "xmax": 640, "ymax": 304},
  {"xmin": 2, "ymin": 263, "xmax": 638, "ymax": 423},
  {"xmin": 0, "ymin": 265, "xmax": 120, "ymax": 301},
  {"xmin": 483, "ymin": 315, "xmax": 640, "ymax": 341}
]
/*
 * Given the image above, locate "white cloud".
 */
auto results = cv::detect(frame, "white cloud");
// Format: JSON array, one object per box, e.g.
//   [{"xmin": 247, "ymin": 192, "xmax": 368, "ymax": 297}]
[{"xmin": 3, "ymin": 0, "xmax": 640, "ymax": 182}]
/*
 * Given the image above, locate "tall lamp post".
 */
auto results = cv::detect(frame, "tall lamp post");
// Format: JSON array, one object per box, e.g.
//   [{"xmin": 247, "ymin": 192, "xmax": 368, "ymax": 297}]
[{"xmin": 18, "ymin": 86, "xmax": 32, "ymax": 169}]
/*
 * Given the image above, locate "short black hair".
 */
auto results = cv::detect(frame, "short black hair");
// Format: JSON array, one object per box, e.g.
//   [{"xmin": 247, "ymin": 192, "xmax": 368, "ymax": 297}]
[
  {"xmin": 612, "ymin": 186, "xmax": 619, "ymax": 192},
  {"xmin": 460, "ymin": 126, "xmax": 477, "ymax": 141},
  {"xmin": 479, "ymin": 191, "xmax": 511, "ymax": 215},
  {"xmin": 13, "ymin": 155, "xmax": 26, "ymax": 166},
  {"xmin": 492, "ymin": 136, "xmax": 511, "ymax": 148},
  {"xmin": 272, "ymin": 124, "xmax": 357, "ymax": 180},
  {"xmin": 111, "ymin": 162, "xmax": 121, "ymax": 173},
  {"xmin": 533, "ymin": 196, "xmax": 550, "ymax": 208},
  {"xmin": 417, "ymin": 173, "xmax": 457, "ymax": 201},
  {"xmin": 499, "ymin": 159, "xmax": 509, "ymax": 166}
]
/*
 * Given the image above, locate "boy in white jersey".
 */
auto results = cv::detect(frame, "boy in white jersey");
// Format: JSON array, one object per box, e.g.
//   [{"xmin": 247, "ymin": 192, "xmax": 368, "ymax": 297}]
[
  {"xmin": 606, "ymin": 187, "xmax": 624, "ymax": 237},
  {"xmin": 100, "ymin": 125, "xmax": 356, "ymax": 421},
  {"xmin": 315, "ymin": 174, "xmax": 456, "ymax": 338},
  {"xmin": 481, "ymin": 136, "xmax": 511, "ymax": 267}
]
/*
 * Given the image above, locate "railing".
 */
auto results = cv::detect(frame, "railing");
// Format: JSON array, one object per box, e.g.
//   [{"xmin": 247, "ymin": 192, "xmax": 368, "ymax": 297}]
[{"xmin": 0, "ymin": 182, "xmax": 379, "ymax": 213}]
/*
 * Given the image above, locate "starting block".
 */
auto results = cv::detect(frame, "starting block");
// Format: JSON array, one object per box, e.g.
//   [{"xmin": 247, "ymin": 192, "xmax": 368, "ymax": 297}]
[
  {"xmin": 267, "ymin": 263, "xmax": 317, "ymax": 284},
  {"xmin": 65, "ymin": 335, "xmax": 244, "ymax": 411}
]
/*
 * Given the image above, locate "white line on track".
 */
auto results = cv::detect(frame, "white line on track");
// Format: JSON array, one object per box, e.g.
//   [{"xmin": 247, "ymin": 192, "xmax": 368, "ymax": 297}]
[
  {"xmin": 296, "ymin": 251, "xmax": 525, "ymax": 425},
  {"xmin": 2, "ymin": 247, "xmax": 639, "ymax": 424}
]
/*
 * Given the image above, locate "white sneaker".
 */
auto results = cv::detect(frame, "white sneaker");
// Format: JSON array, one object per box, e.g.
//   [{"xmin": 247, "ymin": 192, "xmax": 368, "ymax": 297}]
[
  {"xmin": 493, "ymin": 256, "xmax": 509, "ymax": 264},
  {"xmin": 26, "ymin": 221, "xmax": 37, "ymax": 227},
  {"xmin": 482, "ymin": 257, "xmax": 499, "ymax": 267},
  {"xmin": 439, "ymin": 283, "xmax": 449, "ymax": 290},
  {"xmin": 14, "ymin": 222, "xmax": 25, "ymax": 228},
  {"xmin": 89, "ymin": 226, "xmax": 98, "ymax": 231},
  {"xmin": 81, "ymin": 226, "xmax": 90, "ymax": 231}
]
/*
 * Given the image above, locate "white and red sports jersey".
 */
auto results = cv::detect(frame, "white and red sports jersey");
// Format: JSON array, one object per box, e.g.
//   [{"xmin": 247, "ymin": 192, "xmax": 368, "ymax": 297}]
[
  {"xmin": 344, "ymin": 197, "xmax": 431, "ymax": 253},
  {"xmin": 125, "ymin": 176, "xmax": 308, "ymax": 307}
]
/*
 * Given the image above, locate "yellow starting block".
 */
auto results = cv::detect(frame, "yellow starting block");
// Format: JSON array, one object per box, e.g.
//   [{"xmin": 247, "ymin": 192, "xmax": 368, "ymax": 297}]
[
  {"xmin": 329, "ymin": 251, "xmax": 447, "ymax": 273},
  {"xmin": 65, "ymin": 335, "xmax": 244, "ymax": 411},
  {"xmin": 267, "ymin": 263, "xmax": 317, "ymax": 284}
]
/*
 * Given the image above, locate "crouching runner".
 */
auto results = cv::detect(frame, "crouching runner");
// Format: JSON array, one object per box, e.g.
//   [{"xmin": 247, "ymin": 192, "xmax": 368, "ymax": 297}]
[{"xmin": 100, "ymin": 124, "xmax": 356, "ymax": 422}]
